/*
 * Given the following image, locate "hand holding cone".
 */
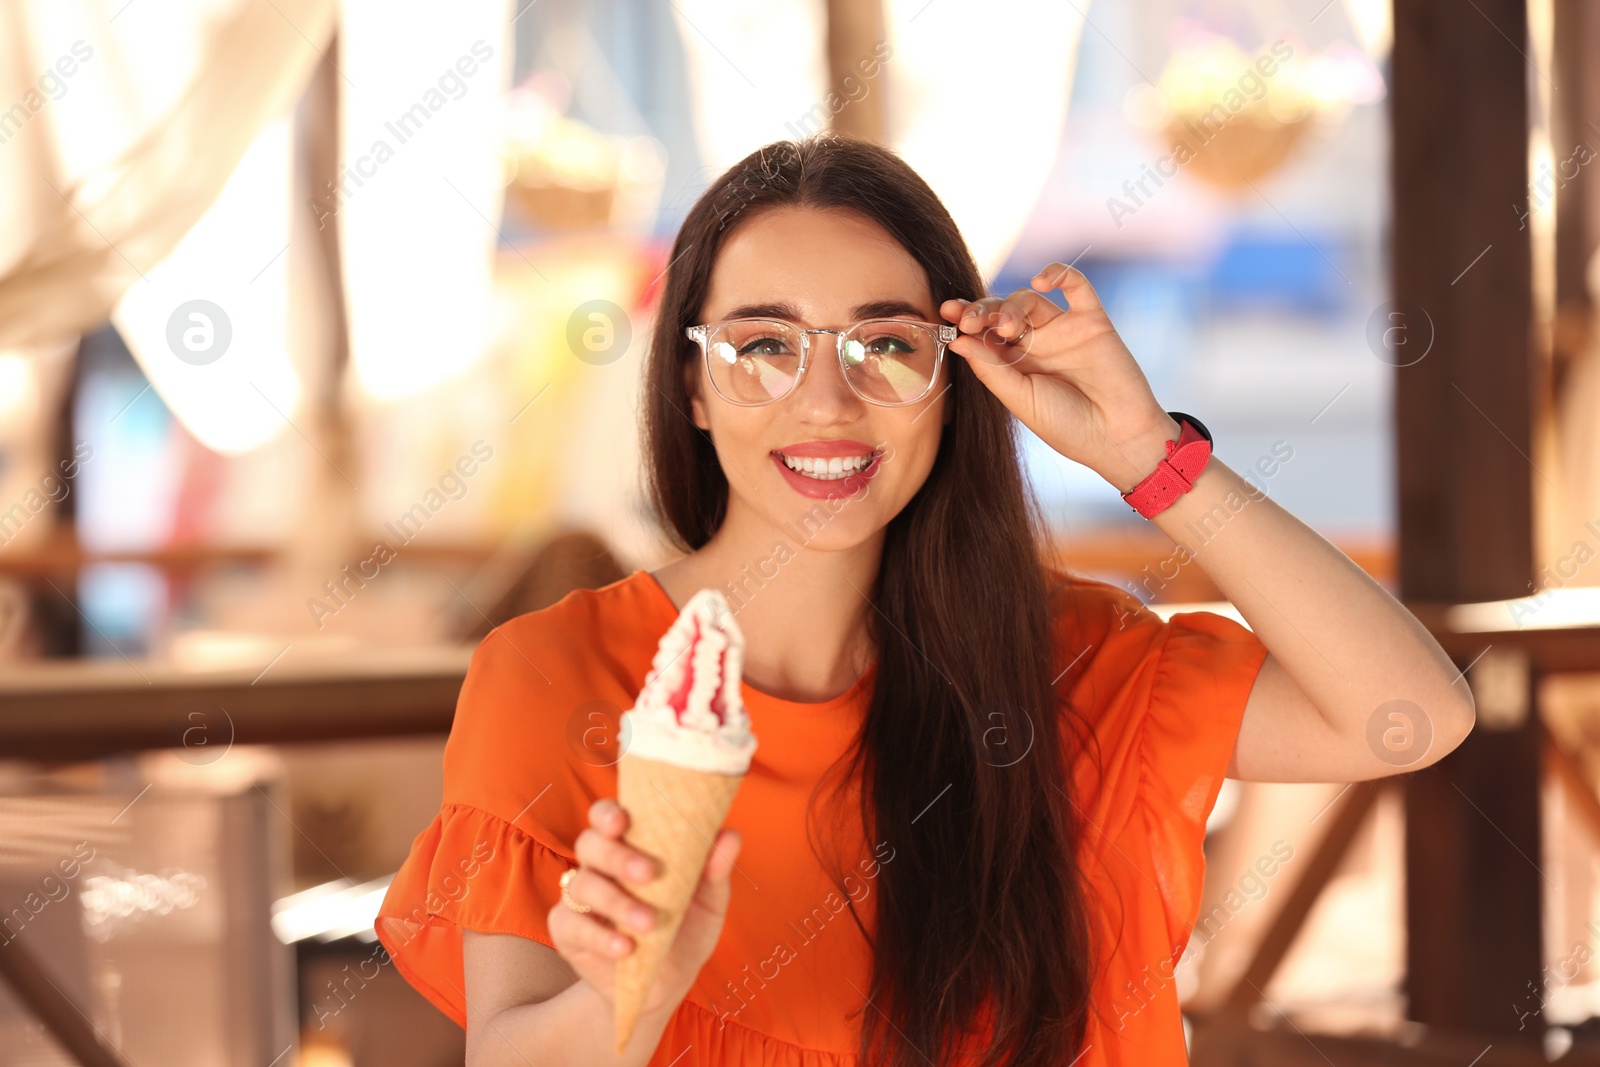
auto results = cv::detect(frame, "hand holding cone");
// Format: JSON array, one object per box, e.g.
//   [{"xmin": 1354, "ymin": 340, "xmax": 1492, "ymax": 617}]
[{"xmin": 612, "ymin": 588, "xmax": 757, "ymax": 1052}]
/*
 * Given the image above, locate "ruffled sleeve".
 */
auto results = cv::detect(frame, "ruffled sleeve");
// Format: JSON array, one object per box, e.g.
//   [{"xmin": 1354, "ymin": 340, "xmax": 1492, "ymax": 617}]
[
  {"xmin": 376, "ymin": 803, "xmax": 577, "ymax": 1026},
  {"xmin": 376, "ymin": 604, "xmax": 628, "ymax": 1028}
]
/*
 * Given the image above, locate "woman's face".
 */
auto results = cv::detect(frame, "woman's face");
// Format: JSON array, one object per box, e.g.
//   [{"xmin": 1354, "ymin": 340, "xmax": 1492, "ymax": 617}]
[{"xmin": 686, "ymin": 205, "xmax": 950, "ymax": 552}]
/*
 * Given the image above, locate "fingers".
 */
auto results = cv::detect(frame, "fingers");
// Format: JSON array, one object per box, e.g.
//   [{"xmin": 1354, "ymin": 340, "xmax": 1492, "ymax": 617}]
[
  {"xmin": 548, "ymin": 898, "xmax": 636, "ymax": 959},
  {"xmin": 940, "ymin": 299, "xmax": 1022, "ymax": 370},
  {"xmin": 941, "ymin": 291, "xmax": 1062, "ymax": 353},
  {"xmin": 689, "ymin": 829, "xmax": 742, "ymax": 919},
  {"xmin": 556, "ymin": 798, "xmax": 662, "ymax": 955},
  {"xmin": 949, "ymin": 328, "xmax": 1032, "ymax": 412},
  {"xmin": 939, "ymin": 296, "xmax": 982, "ymax": 323},
  {"xmin": 947, "ymin": 304, "xmax": 1033, "ymax": 372},
  {"xmin": 941, "ymin": 296, "xmax": 1013, "ymax": 338},
  {"xmin": 1031, "ymin": 262, "xmax": 1103, "ymax": 313},
  {"xmin": 702, "ymin": 828, "xmax": 742, "ymax": 884},
  {"xmin": 566, "ymin": 866, "xmax": 657, "ymax": 935},
  {"xmin": 940, "ymin": 263, "xmax": 1101, "ymax": 339},
  {"xmin": 579, "ymin": 799, "xmax": 658, "ymax": 885}
]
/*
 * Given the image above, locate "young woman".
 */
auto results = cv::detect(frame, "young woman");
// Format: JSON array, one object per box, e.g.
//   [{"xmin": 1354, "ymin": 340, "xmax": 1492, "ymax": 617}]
[{"xmin": 376, "ymin": 135, "xmax": 1476, "ymax": 1067}]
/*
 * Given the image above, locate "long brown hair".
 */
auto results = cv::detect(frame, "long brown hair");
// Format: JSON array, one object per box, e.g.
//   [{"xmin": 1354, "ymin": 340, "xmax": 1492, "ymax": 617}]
[{"xmin": 641, "ymin": 134, "xmax": 1101, "ymax": 1066}]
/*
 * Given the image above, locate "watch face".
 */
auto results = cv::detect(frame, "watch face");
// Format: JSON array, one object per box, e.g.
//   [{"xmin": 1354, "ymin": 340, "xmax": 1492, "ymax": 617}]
[{"xmin": 1170, "ymin": 411, "xmax": 1212, "ymax": 444}]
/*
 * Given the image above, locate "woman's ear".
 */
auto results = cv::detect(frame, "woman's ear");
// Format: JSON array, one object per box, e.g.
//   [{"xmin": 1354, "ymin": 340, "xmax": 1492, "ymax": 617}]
[{"xmin": 684, "ymin": 358, "xmax": 711, "ymax": 430}]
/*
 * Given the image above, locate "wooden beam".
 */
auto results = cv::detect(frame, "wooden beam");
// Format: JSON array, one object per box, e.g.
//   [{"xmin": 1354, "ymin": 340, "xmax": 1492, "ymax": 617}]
[
  {"xmin": 3, "ymin": 609, "xmax": 1596, "ymax": 762},
  {"xmin": 1391, "ymin": 0, "xmax": 1543, "ymax": 1042},
  {"xmin": 296, "ymin": 29, "xmax": 353, "ymax": 462},
  {"xmin": 0, "ymin": 647, "xmax": 470, "ymax": 761},
  {"xmin": 1193, "ymin": 1017, "xmax": 1560, "ymax": 1067},
  {"xmin": 1406, "ymin": 596, "xmax": 1600, "ymax": 672},
  {"xmin": 1543, "ymin": 718, "xmax": 1600, "ymax": 849},
  {"xmin": 0, "ymin": 935, "xmax": 133, "ymax": 1067},
  {"xmin": 1551, "ymin": 0, "xmax": 1599, "ymax": 377},
  {"xmin": 823, "ymin": 0, "xmax": 887, "ymax": 143},
  {"xmin": 1404, "ymin": 665, "xmax": 1544, "ymax": 1040},
  {"xmin": 1204, "ymin": 781, "xmax": 1385, "ymax": 1020},
  {"xmin": 1392, "ymin": 0, "xmax": 1536, "ymax": 604}
]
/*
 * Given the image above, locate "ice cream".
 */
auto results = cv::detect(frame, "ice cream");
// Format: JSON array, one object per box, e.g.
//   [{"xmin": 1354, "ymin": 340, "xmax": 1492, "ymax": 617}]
[
  {"xmin": 619, "ymin": 588, "xmax": 758, "ymax": 775},
  {"xmin": 613, "ymin": 587, "xmax": 757, "ymax": 1052}
]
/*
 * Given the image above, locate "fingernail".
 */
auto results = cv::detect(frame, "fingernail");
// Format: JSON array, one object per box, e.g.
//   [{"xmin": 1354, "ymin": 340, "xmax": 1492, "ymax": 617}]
[
  {"xmin": 630, "ymin": 906, "xmax": 654, "ymax": 931},
  {"xmin": 612, "ymin": 935, "xmax": 631, "ymax": 955},
  {"xmin": 629, "ymin": 858, "xmax": 654, "ymax": 882}
]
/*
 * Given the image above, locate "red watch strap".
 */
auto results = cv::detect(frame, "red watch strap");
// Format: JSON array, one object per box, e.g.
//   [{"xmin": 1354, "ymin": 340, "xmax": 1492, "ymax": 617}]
[{"xmin": 1121, "ymin": 416, "xmax": 1211, "ymax": 519}]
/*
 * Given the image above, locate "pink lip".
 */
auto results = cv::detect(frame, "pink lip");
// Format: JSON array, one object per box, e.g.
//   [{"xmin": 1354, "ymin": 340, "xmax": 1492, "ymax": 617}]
[
  {"xmin": 771, "ymin": 450, "xmax": 883, "ymax": 500},
  {"xmin": 774, "ymin": 438, "xmax": 878, "ymax": 459}
]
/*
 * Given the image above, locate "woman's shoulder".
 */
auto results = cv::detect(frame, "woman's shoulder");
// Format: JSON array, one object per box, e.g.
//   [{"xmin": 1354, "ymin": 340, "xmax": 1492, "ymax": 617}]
[
  {"xmin": 1042, "ymin": 561, "xmax": 1267, "ymax": 830},
  {"xmin": 439, "ymin": 570, "xmax": 666, "ymax": 823},
  {"xmin": 482, "ymin": 568, "xmax": 668, "ymax": 676},
  {"xmin": 1040, "ymin": 561, "xmax": 1265, "ymax": 722},
  {"xmin": 455, "ymin": 569, "xmax": 680, "ymax": 715},
  {"xmin": 1040, "ymin": 564, "xmax": 1167, "ymax": 669}
]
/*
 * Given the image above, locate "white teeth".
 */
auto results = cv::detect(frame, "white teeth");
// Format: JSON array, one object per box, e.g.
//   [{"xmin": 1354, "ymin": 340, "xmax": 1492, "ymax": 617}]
[{"xmin": 778, "ymin": 451, "xmax": 875, "ymax": 480}]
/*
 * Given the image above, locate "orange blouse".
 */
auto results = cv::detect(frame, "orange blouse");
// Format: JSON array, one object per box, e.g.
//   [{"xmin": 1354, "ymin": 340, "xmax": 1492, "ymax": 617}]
[{"xmin": 376, "ymin": 567, "xmax": 1269, "ymax": 1066}]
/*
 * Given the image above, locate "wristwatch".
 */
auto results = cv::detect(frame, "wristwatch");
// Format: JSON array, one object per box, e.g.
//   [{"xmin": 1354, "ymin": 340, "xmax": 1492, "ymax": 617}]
[{"xmin": 1121, "ymin": 412, "xmax": 1212, "ymax": 520}]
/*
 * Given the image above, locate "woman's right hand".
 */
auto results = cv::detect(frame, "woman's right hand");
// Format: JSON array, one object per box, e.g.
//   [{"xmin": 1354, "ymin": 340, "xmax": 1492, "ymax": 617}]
[{"xmin": 548, "ymin": 797, "xmax": 741, "ymax": 1017}]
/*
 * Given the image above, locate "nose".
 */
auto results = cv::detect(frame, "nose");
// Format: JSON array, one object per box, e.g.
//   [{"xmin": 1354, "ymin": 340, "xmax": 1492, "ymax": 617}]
[{"xmin": 790, "ymin": 330, "xmax": 864, "ymax": 417}]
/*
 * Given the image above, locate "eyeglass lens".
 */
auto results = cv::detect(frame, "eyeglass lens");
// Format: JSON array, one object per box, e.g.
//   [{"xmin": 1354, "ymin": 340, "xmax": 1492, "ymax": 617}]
[{"xmin": 705, "ymin": 319, "xmax": 938, "ymax": 405}]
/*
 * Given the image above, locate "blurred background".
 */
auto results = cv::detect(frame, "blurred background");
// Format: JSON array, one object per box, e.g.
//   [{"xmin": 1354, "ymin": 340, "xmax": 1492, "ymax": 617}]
[{"xmin": 0, "ymin": 0, "xmax": 1597, "ymax": 1064}]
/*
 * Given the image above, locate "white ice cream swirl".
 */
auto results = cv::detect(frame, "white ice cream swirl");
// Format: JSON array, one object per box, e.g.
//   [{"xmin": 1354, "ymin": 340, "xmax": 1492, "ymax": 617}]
[{"xmin": 620, "ymin": 587, "xmax": 758, "ymax": 774}]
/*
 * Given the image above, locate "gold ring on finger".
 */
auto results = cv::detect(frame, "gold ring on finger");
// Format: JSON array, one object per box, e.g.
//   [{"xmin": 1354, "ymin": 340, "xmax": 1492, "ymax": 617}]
[{"xmin": 559, "ymin": 867, "xmax": 592, "ymax": 913}]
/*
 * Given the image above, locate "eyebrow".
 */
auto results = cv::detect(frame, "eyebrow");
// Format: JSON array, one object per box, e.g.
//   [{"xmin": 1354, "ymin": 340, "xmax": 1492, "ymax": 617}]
[{"xmin": 718, "ymin": 299, "xmax": 933, "ymax": 323}]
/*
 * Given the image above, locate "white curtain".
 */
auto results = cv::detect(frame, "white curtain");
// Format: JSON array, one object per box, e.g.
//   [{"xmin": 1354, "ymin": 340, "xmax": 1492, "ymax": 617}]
[
  {"xmin": 338, "ymin": 0, "xmax": 511, "ymax": 403},
  {"xmin": 667, "ymin": 0, "xmax": 1088, "ymax": 280},
  {"xmin": 0, "ymin": 0, "xmax": 511, "ymax": 454},
  {"xmin": 0, "ymin": 0, "xmax": 339, "ymax": 453}
]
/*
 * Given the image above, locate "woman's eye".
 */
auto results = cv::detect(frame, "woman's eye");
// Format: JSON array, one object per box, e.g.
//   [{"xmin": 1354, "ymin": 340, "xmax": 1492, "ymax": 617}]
[
  {"xmin": 864, "ymin": 337, "xmax": 913, "ymax": 357},
  {"xmin": 740, "ymin": 337, "xmax": 790, "ymax": 358}
]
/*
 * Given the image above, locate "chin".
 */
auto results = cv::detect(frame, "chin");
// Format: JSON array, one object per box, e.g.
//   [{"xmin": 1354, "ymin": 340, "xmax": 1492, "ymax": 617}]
[
  {"xmin": 778, "ymin": 523, "xmax": 880, "ymax": 555},
  {"xmin": 755, "ymin": 493, "xmax": 885, "ymax": 552}
]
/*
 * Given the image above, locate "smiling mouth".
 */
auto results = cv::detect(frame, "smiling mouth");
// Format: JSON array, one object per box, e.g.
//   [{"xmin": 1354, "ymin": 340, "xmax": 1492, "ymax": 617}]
[{"xmin": 773, "ymin": 450, "xmax": 882, "ymax": 481}]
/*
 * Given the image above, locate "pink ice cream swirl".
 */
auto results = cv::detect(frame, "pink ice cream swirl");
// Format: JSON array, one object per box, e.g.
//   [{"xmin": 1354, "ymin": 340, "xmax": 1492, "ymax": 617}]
[{"xmin": 620, "ymin": 588, "xmax": 757, "ymax": 774}]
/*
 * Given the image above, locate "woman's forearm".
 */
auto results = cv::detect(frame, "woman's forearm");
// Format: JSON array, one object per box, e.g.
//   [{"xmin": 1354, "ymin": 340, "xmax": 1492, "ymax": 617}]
[
  {"xmin": 467, "ymin": 978, "xmax": 682, "ymax": 1067},
  {"xmin": 1116, "ymin": 423, "xmax": 1475, "ymax": 746}
]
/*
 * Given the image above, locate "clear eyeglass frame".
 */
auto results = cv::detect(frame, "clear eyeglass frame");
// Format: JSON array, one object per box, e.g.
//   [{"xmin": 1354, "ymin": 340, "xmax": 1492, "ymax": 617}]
[{"xmin": 684, "ymin": 317, "xmax": 959, "ymax": 408}]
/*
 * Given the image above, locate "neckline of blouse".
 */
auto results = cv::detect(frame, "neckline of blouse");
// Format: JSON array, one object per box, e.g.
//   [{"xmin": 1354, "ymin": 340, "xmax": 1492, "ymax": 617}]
[{"xmin": 631, "ymin": 569, "xmax": 876, "ymax": 713}]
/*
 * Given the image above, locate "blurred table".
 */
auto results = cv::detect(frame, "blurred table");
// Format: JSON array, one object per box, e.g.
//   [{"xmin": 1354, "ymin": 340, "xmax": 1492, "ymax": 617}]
[
  {"xmin": 2, "ymin": 591, "xmax": 1595, "ymax": 765},
  {"xmin": 0, "ymin": 645, "xmax": 472, "ymax": 761}
]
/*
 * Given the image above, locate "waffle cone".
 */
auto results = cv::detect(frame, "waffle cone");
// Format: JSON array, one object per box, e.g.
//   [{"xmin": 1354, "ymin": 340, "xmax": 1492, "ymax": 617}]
[{"xmin": 612, "ymin": 751, "xmax": 746, "ymax": 1052}]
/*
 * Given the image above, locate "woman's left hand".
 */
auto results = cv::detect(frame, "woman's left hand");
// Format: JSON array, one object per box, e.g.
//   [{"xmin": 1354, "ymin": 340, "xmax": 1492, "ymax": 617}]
[{"xmin": 939, "ymin": 263, "xmax": 1180, "ymax": 493}]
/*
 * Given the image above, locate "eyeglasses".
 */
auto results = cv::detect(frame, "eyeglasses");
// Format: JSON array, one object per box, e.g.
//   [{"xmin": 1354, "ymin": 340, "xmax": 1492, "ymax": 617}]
[{"xmin": 684, "ymin": 317, "xmax": 958, "ymax": 407}]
